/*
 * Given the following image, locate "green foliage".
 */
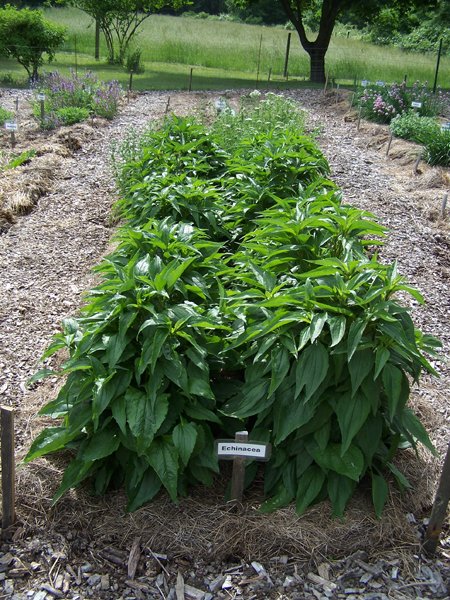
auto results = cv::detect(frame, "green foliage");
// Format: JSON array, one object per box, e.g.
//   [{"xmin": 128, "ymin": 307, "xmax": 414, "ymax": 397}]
[
  {"xmin": 356, "ymin": 81, "xmax": 444, "ymax": 124},
  {"xmin": 390, "ymin": 111, "xmax": 440, "ymax": 143},
  {"xmin": 55, "ymin": 106, "xmax": 90, "ymax": 125},
  {"xmin": 2, "ymin": 149, "xmax": 36, "ymax": 170},
  {"xmin": 125, "ymin": 48, "xmax": 145, "ymax": 74},
  {"xmin": 423, "ymin": 128, "xmax": 450, "ymax": 166},
  {"xmin": 34, "ymin": 71, "xmax": 122, "ymax": 129},
  {"xmin": 27, "ymin": 94, "xmax": 440, "ymax": 517},
  {"xmin": 0, "ymin": 107, "xmax": 13, "ymax": 125},
  {"xmin": 0, "ymin": 5, "xmax": 66, "ymax": 81}
]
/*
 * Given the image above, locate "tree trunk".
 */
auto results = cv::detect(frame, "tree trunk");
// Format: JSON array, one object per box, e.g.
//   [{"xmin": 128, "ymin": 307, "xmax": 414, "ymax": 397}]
[
  {"xmin": 95, "ymin": 18, "xmax": 100, "ymax": 60},
  {"xmin": 306, "ymin": 45, "xmax": 327, "ymax": 83}
]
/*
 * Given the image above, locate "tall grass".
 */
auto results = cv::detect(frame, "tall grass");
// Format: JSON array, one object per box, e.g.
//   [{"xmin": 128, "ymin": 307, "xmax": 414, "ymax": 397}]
[{"xmin": 1, "ymin": 7, "xmax": 448, "ymax": 90}]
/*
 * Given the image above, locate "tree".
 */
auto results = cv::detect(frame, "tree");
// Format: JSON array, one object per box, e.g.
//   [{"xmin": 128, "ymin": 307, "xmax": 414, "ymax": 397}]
[
  {"xmin": 232, "ymin": 0, "xmax": 443, "ymax": 83},
  {"xmin": 0, "ymin": 6, "xmax": 66, "ymax": 81},
  {"xmin": 68, "ymin": 0, "xmax": 186, "ymax": 65}
]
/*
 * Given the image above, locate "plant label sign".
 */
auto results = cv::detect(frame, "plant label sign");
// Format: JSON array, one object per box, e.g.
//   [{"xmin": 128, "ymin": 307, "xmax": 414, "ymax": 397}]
[
  {"xmin": 216, "ymin": 440, "xmax": 271, "ymax": 461},
  {"xmin": 5, "ymin": 122, "xmax": 17, "ymax": 131},
  {"xmin": 361, "ymin": 80, "xmax": 370, "ymax": 87},
  {"xmin": 441, "ymin": 122, "xmax": 450, "ymax": 132},
  {"xmin": 37, "ymin": 93, "xmax": 45, "ymax": 101},
  {"xmin": 376, "ymin": 80, "xmax": 385, "ymax": 86},
  {"xmin": 411, "ymin": 101, "xmax": 422, "ymax": 108}
]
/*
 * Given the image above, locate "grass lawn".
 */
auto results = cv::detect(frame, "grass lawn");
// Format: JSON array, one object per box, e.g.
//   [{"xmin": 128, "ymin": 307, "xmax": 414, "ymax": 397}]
[{"xmin": 0, "ymin": 8, "xmax": 448, "ymax": 90}]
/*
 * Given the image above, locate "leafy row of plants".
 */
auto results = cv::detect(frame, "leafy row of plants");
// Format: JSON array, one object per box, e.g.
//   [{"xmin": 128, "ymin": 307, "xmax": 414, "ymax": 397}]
[
  {"xmin": 26, "ymin": 93, "xmax": 440, "ymax": 517},
  {"xmin": 34, "ymin": 70, "xmax": 122, "ymax": 130},
  {"xmin": 390, "ymin": 111, "xmax": 450, "ymax": 167},
  {"xmin": 355, "ymin": 80, "xmax": 444, "ymax": 124}
]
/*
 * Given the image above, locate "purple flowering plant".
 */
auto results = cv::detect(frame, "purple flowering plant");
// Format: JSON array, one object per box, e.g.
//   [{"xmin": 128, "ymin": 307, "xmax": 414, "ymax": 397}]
[
  {"xmin": 34, "ymin": 70, "xmax": 122, "ymax": 129},
  {"xmin": 356, "ymin": 81, "xmax": 443, "ymax": 124}
]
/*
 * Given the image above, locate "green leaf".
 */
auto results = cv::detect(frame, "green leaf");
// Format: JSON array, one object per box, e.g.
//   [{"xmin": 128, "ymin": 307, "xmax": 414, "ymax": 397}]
[
  {"xmin": 137, "ymin": 328, "xmax": 169, "ymax": 377},
  {"xmin": 382, "ymin": 363, "xmax": 404, "ymax": 422},
  {"xmin": 223, "ymin": 378, "xmax": 271, "ymax": 418},
  {"xmin": 259, "ymin": 483, "xmax": 294, "ymax": 513},
  {"xmin": 268, "ymin": 346, "xmax": 291, "ymax": 397},
  {"xmin": 348, "ymin": 349, "xmax": 374, "ymax": 396},
  {"xmin": 92, "ymin": 371, "xmax": 118, "ymax": 429},
  {"xmin": 172, "ymin": 422, "xmax": 198, "ymax": 466},
  {"xmin": 80, "ymin": 424, "xmax": 121, "ymax": 462},
  {"xmin": 328, "ymin": 315, "xmax": 346, "ymax": 348},
  {"xmin": 296, "ymin": 465, "xmax": 326, "ymax": 514},
  {"xmin": 386, "ymin": 462, "xmax": 412, "ymax": 491},
  {"xmin": 347, "ymin": 318, "xmax": 366, "ymax": 361},
  {"xmin": 334, "ymin": 390, "xmax": 372, "ymax": 455},
  {"xmin": 52, "ymin": 458, "xmax": 94, "ymax": 504},
  {"xmin": 24, "ymin": 426, "xmax": 78, "ymax": 462},
  {"xmin": 399, "ymin": 408, "xmax": 435, "ymax": 453},
  {"xmin": 354, "ymin": 414, "xmax": 383, "ymax": 464},
  {"xmin": 184, "ymin": 402, "xmax": 222, "ymax": 424},
  {"xmin": 147, "ymin": 438, "xmax": 179, "ymax": 502},
  {"xmin": 127, "ymin": 468, "xmax": 162, "ymax": 512},
  {"xmin": 27, "ymin": 368, "xmax": 58, "ymax": 385},
  {"xmin": 309, "ymin": 312, "xmax": 327, "ymax": 343},
  {"xmin": 327, "ymin": 471, "xmax": 356, "ymax": 517},
  {"xmin": 295, "ymin": 342, "xmax": 329, "ymax": 401},
  {"xmin": 374, "ymin": 347, "xmax": 390, "ymax": 380},
  {"xmin": 309, "ymin": 442, "xmax": 364, "ymax": 481},
  {"xmin": 371, "ymin": 472, "xmax": 389, "ymax": 518},
  {"xmin": 126, "ymin": 388, "xmax": 169, "ymax": 455}
]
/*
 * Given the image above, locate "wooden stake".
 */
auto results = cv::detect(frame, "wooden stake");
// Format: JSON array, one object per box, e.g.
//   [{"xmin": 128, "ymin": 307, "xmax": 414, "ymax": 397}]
[
  {"xmin": 357, "ymin": 106, "xmax": 362, "ymax": 130},
  {"xmin": 10, "ymin": 131, "xmax": 16, "ymax": 149},
  {"xmin": 230, "ymin": 431, "xmax": 248, "ymax": 504},
  {"xmin": 423, "ymin": 441, "xmax": 450, "ymax": 555},
  {"xmin": 386, "ymin": 132, "xmax": 393, "ymax": 156},
  {"xmin": 442, "ymin": 192, "xmax": 448, "ymax": 218},
  {"xmin": 1, "ymin": 406, "xmax": 15, "ymax": 536},
  {"xmin": 164, "ymin": 96, "xmax": 171, "ymax": 117},
  {"xmin": 188, "ymin": 68, "xmax": 193, "ymax": 92},
  {"xmin": 40, "ymin": 99, "xmax": 45, "ymax": 121},
  {"xmin": 413, "ymin": 152, "xmax": 422, "ymax": 175}
]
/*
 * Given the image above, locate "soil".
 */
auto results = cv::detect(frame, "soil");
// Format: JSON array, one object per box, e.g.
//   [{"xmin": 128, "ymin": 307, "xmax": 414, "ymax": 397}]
[{"xmin": 0, "ymin": 87, "xmax": 449, "ymax": 600}]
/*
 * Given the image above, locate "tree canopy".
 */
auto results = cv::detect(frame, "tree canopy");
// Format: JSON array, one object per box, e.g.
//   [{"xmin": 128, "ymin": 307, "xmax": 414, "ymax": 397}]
[
  {"xmin": 68, "ymin": 0, "xmax": 186, "ymax": 64},
  {"xmin": 0, "ymin": 5, "xmax": 67, "ymax": 81}
]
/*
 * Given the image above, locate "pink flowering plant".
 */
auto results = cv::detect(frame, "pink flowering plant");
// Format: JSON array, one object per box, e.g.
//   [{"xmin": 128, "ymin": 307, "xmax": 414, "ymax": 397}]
[
  {"xmin": 34, "ymin": 70, "xmax": 122, "ymax": 129},
  {"xmin": 356, "ymin": 81, "xmax": 443, "ymax": 124}
]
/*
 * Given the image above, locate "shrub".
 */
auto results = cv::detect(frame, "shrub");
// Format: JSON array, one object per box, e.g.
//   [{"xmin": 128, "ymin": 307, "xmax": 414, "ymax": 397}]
[
  {"xmin": 26, "ymin": 96, "xmax": 440, "ymax": 517},
  {"xmin": 390, "ymin": 112, "xmax": 440, "ymax": 144},
  {"xmin": 125, "ymin": 48, "xmax": 145, "ymax": 75},
  {"xmin": 56, "ymin": 106, "xmax": 90, "ymax": 125}
]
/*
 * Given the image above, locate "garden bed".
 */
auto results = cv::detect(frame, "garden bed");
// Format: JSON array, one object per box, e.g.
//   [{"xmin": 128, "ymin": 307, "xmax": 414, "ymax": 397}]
[{"xmin": 0, "ymin": 87, "xmax": 449, "ymax": 599}]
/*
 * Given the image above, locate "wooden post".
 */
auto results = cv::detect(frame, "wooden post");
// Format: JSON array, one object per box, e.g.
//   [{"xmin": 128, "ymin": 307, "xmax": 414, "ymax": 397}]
[
  {"xmin": 423, "ymin": 441, "xmax": 450, "ymax": 555},
  {"xmin": 15, "ymin": 97, "xmax": 19, "ymax": 112},
  {"xmin": 1, "ymin": 407, "xmax": 15, "ymax": 536},
  {"xmin": 230, "ymin": 431, "xmax": 248, "ymax": 504},
  {"xmin": 413, "ymin": 152, "xmax": 422, "ymax": 175},
  {"xmin": 283, "ymin": 33, "xmax": 291, "ymax": 79},
  {"xmin": 188, "ymin": 68, "xmax": 193, "ymax": 92},
  {"xmin": 10, "ymin": 131, "xmax": 16, "ymax": 149},
  {"xmin": 386, "ymin": 132, "xmax": 393, "ymax": 156},
  {"xmin": 164, "ymin": 96, "xmax": 171, "ymax": 117},
  {"xmin": 268, "ymin": 67, "xmax": 272, "ymax": 82},
  {"xmin": 357, "ymin": 106, "xmax": 362, "ymax": 130},
  {"xmin": 255, "ymin": 34, "xmax": 263, "ymax": 86},
  {"xmin": 40, "ymin": 99, "xmax": 45, "ymax": 121},
  {"xmin": 442, "ymin": 192, "xmax": 448, "ymax": 218},
  {"xmin": 95, "ymin": 17, "xmax": 100, "ymax": 60}
]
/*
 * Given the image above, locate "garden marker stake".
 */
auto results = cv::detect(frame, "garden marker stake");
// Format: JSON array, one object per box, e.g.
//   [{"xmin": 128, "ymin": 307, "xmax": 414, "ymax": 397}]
[
  {"xmin": 1, "ymin": 406, "xmax": 16, "ymax": 537},
  {"xmin": 230, "ymin": 431, "xmax": 248, "ymax": 505},
  {"xmin": 283, "ymin": 33, "xmax": 291, "ymax": 79},
  {"xmin": 423, "ymin": 440, "xmax": 450, "ymax": 555},
  {"xmin": 442, "ymin": 193, "xmax": 448, "ymax": 218},
  {"xmin": 386, "ymin": 132, "xmax": 393, "ymax": 156},
  {"xmin": 188, "ymin": 68, "xmax": 193, "ymax": 92}
]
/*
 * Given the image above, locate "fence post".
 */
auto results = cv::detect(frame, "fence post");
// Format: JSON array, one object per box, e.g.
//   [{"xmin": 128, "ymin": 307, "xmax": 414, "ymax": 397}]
[
  {"xmin": 283, "ymin": 33, "xmax": 291, "ymax": 79},
  {"xmin": 433, "ymin": 39, "xmax": 443, "ymax": 94},
  {"xmin": 256, "ymin": 34, "xmax": 263, "ymax": 86},
  {"xmin": 1, "ymin": 407, "xmax": 16, "ymax": 537},
  {"xmin": 188, "ymin": 67, "xmax": 193, "ymax": 92}
]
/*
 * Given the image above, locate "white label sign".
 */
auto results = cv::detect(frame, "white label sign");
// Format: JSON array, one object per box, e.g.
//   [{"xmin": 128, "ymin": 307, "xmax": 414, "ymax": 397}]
[
  {"xmin": 441, "ymin": 122, "xmax": 450, "ymax": 131},
  {"xmin": 376, "ymin": 80, "xmax": 385, "ymax": 86},
  {"xmin": 5, "ymin": 122, "xmax": 17, "ymax": 131},
  {"xmin": 361, "ymin": 80, "xmax": 370, "ymax": 87},
  {"xmin": 216, "ymin": 440, "xmax": 271, "ymax": 461},
  {"xmin": 411, "ymin": 101, "xmax": 422, "ymax": 108},
  {"xmin": 37, "ymin": 93, "xmax": 45, "ymax": 101}
]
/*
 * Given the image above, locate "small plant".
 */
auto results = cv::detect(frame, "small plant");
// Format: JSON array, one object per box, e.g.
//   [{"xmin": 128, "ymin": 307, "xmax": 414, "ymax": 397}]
[
  {"xmin": 55, "ymin": 106, "xmax": 90, "ymax": 125},
  {"xmin": 125, "ymin": 48, "xmax": 145, "ymax": 75},
  {"xmin": 423, "ymin": 129, "xmax": 450, "ymax": 167},
  {"xmin": 3, "ymin": 149, "xmax": 36, "ymax": 170},
  {"xmin": 0, "ymin": 107, "xmax": 13, "ymax": 125},
  {"xmin": 390, "ymin": 112, "xmax": 440, "ymax": 144}
]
